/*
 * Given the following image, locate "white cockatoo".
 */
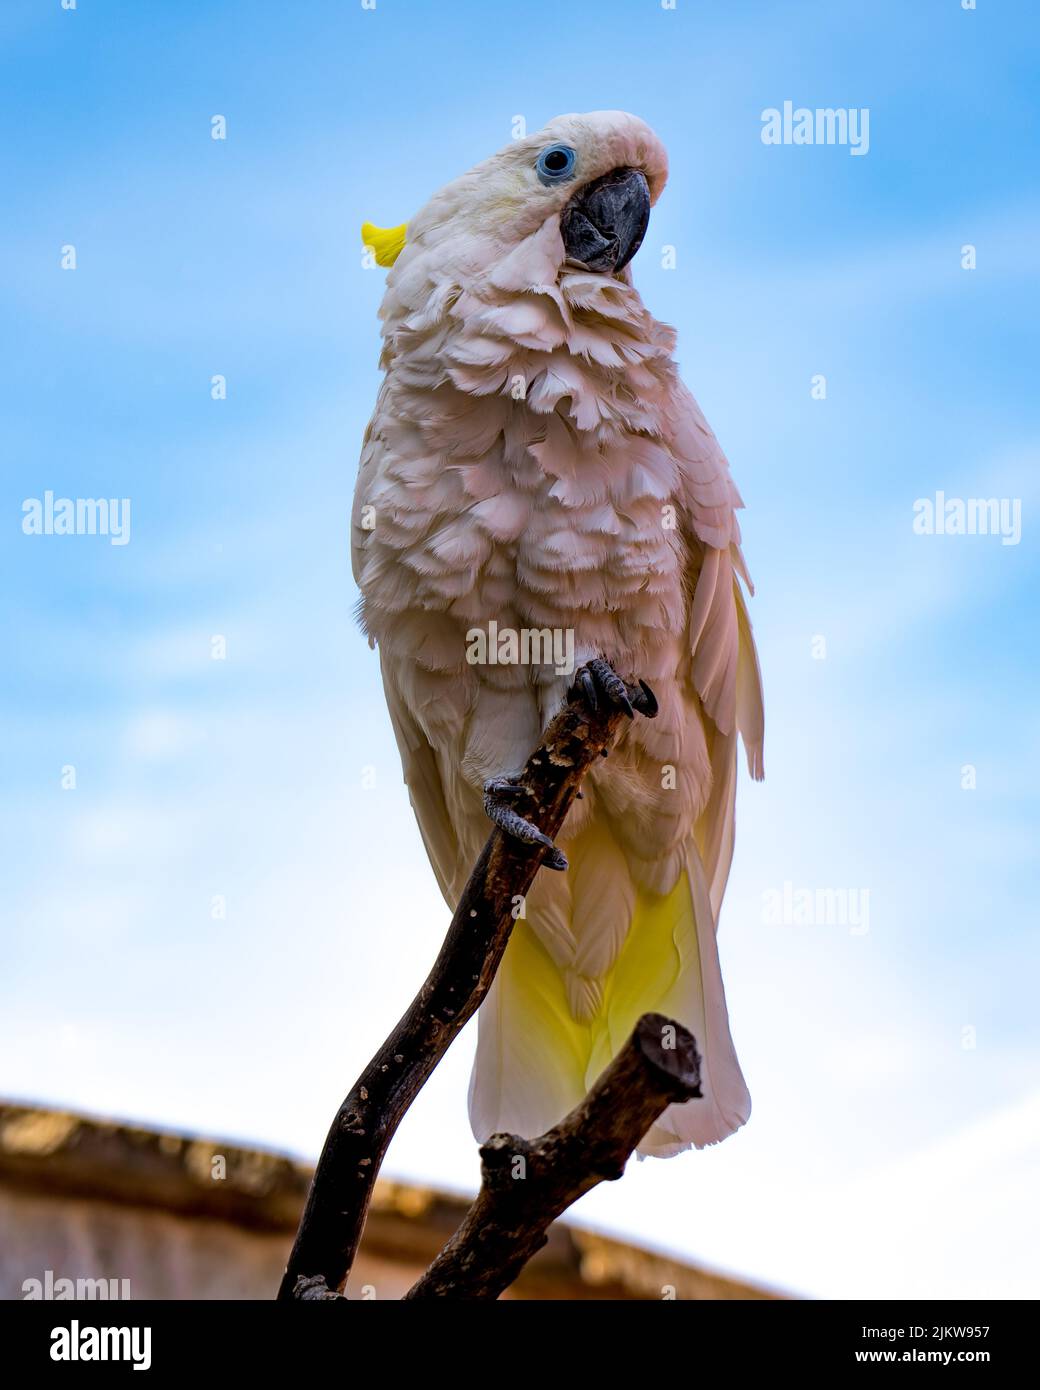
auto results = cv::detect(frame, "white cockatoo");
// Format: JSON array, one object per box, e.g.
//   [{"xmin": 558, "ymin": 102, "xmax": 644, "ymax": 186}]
[{"xmin": 352, "ymin": 112, "xmax": 764, "ymax": 1156}]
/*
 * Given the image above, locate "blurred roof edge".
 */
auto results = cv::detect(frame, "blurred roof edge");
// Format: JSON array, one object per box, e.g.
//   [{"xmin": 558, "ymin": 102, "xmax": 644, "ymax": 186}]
[{"xmin": 0, "ymin": 1099, "xmax": 787, "ymax": 1301}]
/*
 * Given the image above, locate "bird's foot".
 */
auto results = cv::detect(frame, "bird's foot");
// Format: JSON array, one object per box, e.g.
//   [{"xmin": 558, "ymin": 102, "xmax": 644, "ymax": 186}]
[
  {"xmin": 570, "ymin": 658, "xmax": 658, "ymax": 720},
  {"xmin": 483, "ymin": 778, "xmax": 569, "ymax": 871}
]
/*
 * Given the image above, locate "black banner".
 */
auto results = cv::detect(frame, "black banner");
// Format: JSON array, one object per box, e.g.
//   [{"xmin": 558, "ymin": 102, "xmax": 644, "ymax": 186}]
[{"xmin": 2, "ymin": 1299, "xmax": 1030, "ymax": 1376}]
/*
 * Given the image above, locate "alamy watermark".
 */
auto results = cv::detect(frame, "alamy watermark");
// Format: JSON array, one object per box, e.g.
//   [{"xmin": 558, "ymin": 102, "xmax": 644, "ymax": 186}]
[
  {"xmin": 23, "ymin": 1270, "xmax": 130, "ymax": 1300},
  {"xmin": 762, "ymin": 881, "xmax": 870, "ymax": 936},
  {"xmin": 761, "ymin": 101, "xmax": 870, "ymax": 156},
  {"xmin": 22, "ymin": 491, "xmax": 131, "ymax": 545},
  {"xmin": 913, "ymin": 492, "xmax": 1021, "ymax": 545},
  {"xmin": 466, "ymin": 620, "xmax": 574, "ymax": 676},
  {"xmin": 50, "ymin": 1321, "xmax": 151, "ymax": 1371}
]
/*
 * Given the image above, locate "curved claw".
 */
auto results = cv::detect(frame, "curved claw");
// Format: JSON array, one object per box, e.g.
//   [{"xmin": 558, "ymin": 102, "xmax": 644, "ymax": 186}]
[
  {"xmin": 578, "ymin": 668, "xmax": 598, "ymax": 712},
  {"xmin": 632, "ymin": 678, "xmax": 658, "ymax": 718},
  {"xmin": 483, "ymin": 779, "xmax": 569, "ymax": 872},
  {"xmin": 587, "ymin": 658, "xmax": 634, "ymax": 718}
]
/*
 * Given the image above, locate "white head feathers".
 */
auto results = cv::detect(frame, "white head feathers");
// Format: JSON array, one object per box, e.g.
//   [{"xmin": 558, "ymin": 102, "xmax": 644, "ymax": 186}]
[{"xmin": 380, "ymin": 113, "xmax": 666, "ymax": 307}]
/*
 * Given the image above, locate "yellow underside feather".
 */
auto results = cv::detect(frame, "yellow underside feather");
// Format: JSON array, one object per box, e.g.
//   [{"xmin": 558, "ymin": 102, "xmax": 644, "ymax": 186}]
[{"xmin": 497, "ymin": 861, "xmax": 697, "ymax": 1100}]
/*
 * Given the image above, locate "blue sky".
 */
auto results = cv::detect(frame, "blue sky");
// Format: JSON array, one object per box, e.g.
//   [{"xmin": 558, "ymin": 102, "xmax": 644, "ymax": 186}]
[{"xmin": 1, "ymin": 0, "xmax": 1038, "ymax": 1299}]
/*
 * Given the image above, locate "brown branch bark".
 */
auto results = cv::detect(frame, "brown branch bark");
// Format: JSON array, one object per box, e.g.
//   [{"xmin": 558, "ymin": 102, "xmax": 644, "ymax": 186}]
[
  {"xmin": 403, "ymin": 1012, "xmax": 702, "ymax": 1300},
  {"xmin": 277, "ymin": 663, "xmax": 641, "ymax": 1301}
]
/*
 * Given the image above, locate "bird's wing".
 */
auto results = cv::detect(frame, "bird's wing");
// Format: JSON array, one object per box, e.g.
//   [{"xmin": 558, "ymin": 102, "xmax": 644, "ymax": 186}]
[
  {"xmin": 352, "ymin": 391, "xmax": 468, "ymax": 906},
  {"xmin": 379, "ymin": 657, "xmax": 462, "ymax": 908},
  {"xmin": 667, "ymin": 380, "xmax": 765, "ymax": 919},
  {"xmin": 351, "ymin": 398, "xmax": 386, "ymax": 587}
]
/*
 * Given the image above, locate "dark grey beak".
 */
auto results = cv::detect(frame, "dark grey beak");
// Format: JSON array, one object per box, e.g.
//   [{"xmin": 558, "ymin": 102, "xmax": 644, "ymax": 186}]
[{"xmin": 560, "ymin": 167, "xmax": 651, "ymax": 274}]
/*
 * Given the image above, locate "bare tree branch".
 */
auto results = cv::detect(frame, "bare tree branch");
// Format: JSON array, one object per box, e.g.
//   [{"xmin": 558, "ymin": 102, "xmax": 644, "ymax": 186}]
[
  {"xmin": 404, "ymin": 1012, "xmax": 702, "ymax": 1300},
  {"xmin": 277, "ymin": 663, "xmax": 647, "ymax": 1301}
]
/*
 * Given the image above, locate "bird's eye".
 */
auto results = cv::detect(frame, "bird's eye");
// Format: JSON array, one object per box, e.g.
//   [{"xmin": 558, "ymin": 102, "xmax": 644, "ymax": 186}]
[{"xmin": 535, "ymin": 143, "xmax": 577, "ymax": 186}]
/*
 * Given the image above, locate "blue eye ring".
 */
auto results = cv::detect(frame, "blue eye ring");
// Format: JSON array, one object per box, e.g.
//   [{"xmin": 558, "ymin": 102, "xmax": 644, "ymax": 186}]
[{"xmin": 536, "ymin": 143, "xmax": 577, "ymax": 186}]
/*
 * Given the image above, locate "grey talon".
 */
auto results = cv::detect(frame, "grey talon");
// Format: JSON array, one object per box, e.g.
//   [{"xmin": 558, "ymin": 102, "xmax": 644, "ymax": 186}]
[
  {"xmin": 633, "ymin": 679, "xmax": 659, "ymax": 718},
  {"xmin": 483, "ymin": 778, "xmax": 567, "ymax": 871},
  {"xmin": 484, "ymin": 796, "xmax": 550, "ymax": 848},
  {"xmin": 585, "ymin": 657, "xmax": 635, "ymax": 718},
  {"xmin": 483, "ymin": 777, "xmax": 526, "ymax": 801},
  {"xmin": 578, "ymin": 668, "xmax": 598, "ymax": 711}
]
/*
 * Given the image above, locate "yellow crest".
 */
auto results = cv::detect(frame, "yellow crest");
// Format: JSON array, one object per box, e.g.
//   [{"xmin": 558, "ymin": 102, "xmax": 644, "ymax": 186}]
[{"xmin": 361, "ymin": 220, "xmax": 407, "ymax": 268}]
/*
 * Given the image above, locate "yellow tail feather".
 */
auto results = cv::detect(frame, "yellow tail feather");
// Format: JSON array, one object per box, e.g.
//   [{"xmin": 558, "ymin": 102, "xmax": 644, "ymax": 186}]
[{"xmin": 469, "ymin": 839, "xmax": 751, "ymax": 1157}]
